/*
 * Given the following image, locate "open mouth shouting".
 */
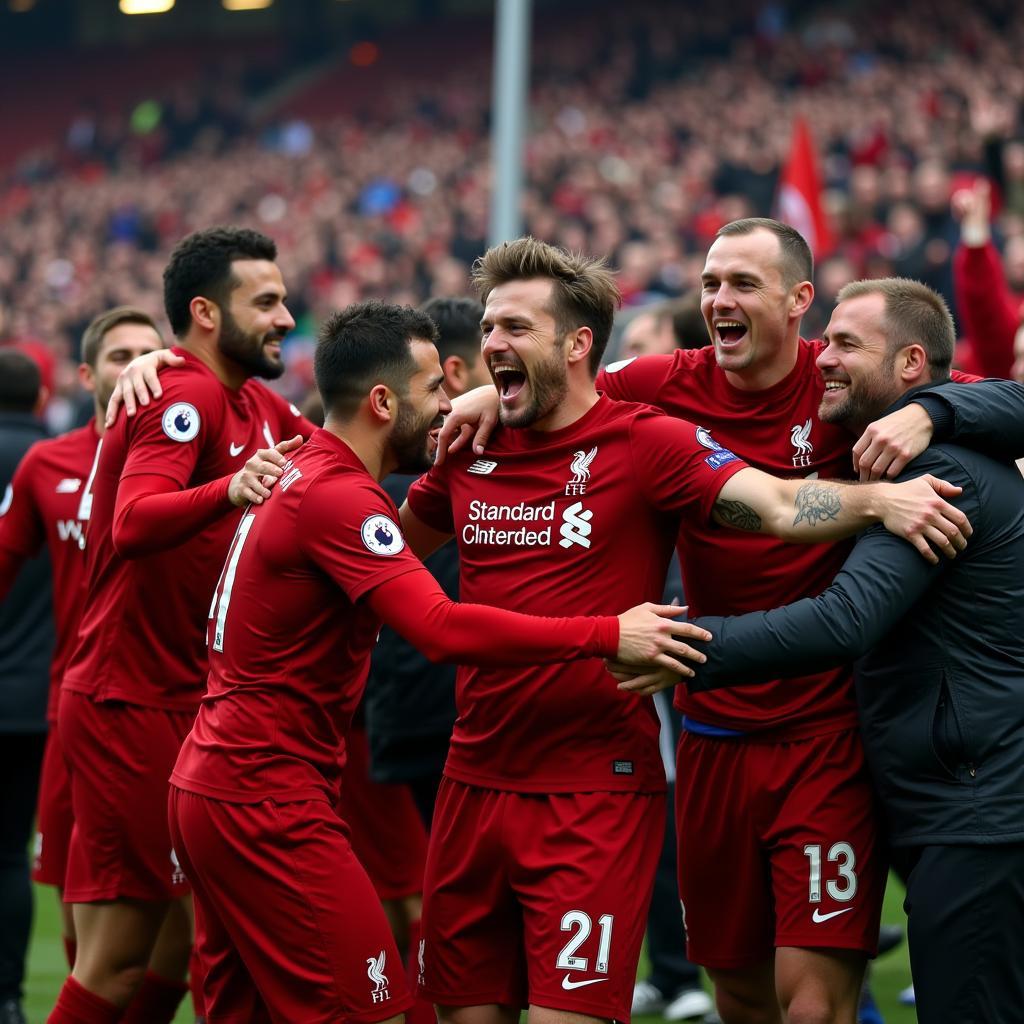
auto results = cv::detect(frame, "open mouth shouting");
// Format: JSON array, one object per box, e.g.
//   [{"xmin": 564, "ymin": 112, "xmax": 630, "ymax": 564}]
[
  {"xmin": 490, "ymin": 360, "xmax": 528, "ymax": 405},
  {"xmin": 713, "ymin": 318, "xmax": 748, "ymax": 349}
]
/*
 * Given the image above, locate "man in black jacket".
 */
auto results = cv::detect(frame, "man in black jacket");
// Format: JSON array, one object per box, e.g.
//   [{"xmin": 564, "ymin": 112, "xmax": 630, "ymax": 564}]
[
  {"xmin": 0, "ymin": 348, "xmax": 53, "ymax": 1024},
  {"xmin": 619, "ymin": 278, "xmax": 1024, "ymax": 1024}
]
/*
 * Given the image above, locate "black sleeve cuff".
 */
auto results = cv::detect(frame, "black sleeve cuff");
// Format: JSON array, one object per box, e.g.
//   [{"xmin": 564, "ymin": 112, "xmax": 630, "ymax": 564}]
[{"xmin": 912, "ymin": 395, "xmax": 955, "ymax": 441}]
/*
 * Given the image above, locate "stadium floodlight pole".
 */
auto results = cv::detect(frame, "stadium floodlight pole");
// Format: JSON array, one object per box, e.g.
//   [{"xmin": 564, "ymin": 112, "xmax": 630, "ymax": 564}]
[{"xmin": 488, "ymin": 0, "xmax": 533, "ymax": 247}]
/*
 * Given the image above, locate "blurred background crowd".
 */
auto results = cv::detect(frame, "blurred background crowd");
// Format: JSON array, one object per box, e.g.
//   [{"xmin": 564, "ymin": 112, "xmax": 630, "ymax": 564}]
[{"xmin": 3, "ymin": 0, "xmax": 1024, "ymax": 428}]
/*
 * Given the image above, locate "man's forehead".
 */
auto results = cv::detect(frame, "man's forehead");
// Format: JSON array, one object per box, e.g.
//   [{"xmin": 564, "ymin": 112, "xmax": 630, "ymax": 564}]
[
  {"xmin": 703, "ymin": 230, "xmax": 782, "ymax": 278},
  {"xmin": 230, "ymin": 258, "xmax": 285, "ymax": 291},
  {"xmin": 99, "ymin": 322, "xmax": 162, "ymax": 356},
  {"xmin": 484, "ymin": 278, "xmax": 555, "ymax": 319},
  {"xmin": 827, "ymin": 293, "xmax": 887, "ymax": 338},
  {"xmin": 410, "ymin": 338, "xmax": 442, "ymax": 373}
]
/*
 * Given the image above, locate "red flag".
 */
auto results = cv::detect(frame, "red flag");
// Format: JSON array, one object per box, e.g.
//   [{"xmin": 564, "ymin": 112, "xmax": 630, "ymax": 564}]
[{"xmin": 775, "ymin": 116, "xmax": 833, "ymax": 259}]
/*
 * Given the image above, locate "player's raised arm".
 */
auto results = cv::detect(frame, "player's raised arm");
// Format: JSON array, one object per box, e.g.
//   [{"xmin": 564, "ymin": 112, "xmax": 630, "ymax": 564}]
[
  {"xmin": 433, "ymin": 383, "xmax": 499, "ymax": 464},
  {"xmin": 366, "ymin": 569, "xmax": 710, "ymax": 674},
  {"xmin": 711, "ymin": 466, "xmax": 971, "ymax": 564}
]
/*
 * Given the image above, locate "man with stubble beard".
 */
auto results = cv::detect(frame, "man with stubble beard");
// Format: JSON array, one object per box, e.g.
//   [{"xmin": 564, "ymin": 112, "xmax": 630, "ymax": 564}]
[{"xmin": 50, "ymin": 227, "xmax": 315, "ymax": 1024}]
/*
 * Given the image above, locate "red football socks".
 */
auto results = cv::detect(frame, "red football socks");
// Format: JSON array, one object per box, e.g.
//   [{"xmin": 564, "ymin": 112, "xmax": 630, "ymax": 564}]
[
  {"xmin": 48, "ymin": 977, "xmax": 123, "ymax": 1023},
  {"xmin": 120, "ymin": 971, "xmax": 189, "ymax": 1024}
]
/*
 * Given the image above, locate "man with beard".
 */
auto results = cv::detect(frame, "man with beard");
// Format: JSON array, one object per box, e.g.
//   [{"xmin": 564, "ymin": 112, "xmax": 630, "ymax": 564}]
[
  {"xmin": 622, "ymin": 279, "xmax": 1024, "ymax": 1024},
  {"xmin": 166, "ymin": 300, "xmax": 708, "ymax": 1024},
  {"xmin": 0, "ymin": 308, "xmax": 162, "ymax": 986},
  {"xmin": 438, "ymin": 221, "xmax": 1024, "ymax": 1024},
  {"xmin": 399, "ymin": 239, "xmax": 969, "ymax": 1024},
  {"xmin": 49, "ymin": 228, "xmax": 316, "ymax": 1024}
]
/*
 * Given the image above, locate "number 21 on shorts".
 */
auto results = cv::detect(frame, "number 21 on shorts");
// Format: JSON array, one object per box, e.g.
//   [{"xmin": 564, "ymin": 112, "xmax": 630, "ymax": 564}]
[{"xmin": 556, "ymin": 911, "xmax": 614, "ymax": 973}]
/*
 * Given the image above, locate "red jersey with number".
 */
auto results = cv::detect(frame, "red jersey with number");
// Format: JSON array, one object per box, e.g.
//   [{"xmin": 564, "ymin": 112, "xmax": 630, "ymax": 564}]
[
  {"xmin": 171, "ymin": 431, "xmax": 431, "ymax": 805},
  {"xmin": 62, "ymin": 349, "xmax": 307, "ymax": 711},
  {"xmin": 407, "ymin": 395, "xmax": 748, "ymax": 794},
  {"xmin": 598, "ymin": 340, "xmax": 861, "ymax": 737},
  {"xmin": 0, "ymin": 423, "xmax": 100, "ymax": 720}
]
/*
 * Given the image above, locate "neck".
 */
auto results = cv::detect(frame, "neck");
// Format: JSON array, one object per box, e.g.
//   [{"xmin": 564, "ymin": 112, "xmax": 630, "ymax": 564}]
[
  {"xmin": 723, "ymin": 333, "xmax": 800, "ymax": 392},
  {"xmin": 179, "ymin": 332, "xmax": 246, "ymax": 389},
  {"xmin": 529, "ymin": 376, "xmax": 600, "ymax": 432},
  {"xmin": 323, "ymin": 416, "xmax": 391, "ymax": 481},
  {"xmin": 92, "ymin": 402, "xmax": 105, "ymax": 437}
]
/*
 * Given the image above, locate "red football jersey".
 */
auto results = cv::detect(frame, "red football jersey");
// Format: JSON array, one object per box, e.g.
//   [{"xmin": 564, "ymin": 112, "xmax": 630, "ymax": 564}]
[
  {"xmin": 598, "ymin": 340, "xmax": 858, "ymax": 736},
  {"xmin": 63, "ymin": 349, "xmax": 308, "ymax": 711},
  {"xmin": 172, "ymin": 429, "xmax": 618, "ymax": 806},
  {"xmin": 407, "ymin": 395, "xmax": 747, "ymax": 794},
  {"xmin": 0, "ymin": 422, "xmax": 100, "ymax": 720}
]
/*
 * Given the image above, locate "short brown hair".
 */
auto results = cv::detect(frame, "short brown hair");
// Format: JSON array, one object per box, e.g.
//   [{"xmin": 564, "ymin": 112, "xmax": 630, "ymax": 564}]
[
  {"xmin": 716, "ymin": 218, "xmax": 814, "ymax": 288},
  {"xmin": 836, "ymin": 278, "xmax": 954, "ymax": 377},
  {"xmin": 472, "ymin": 237, "xmax": 620, "ymax": 375},
  {"xmin": 81, "ymin": 306, "xmax": 160, "ymax": 368}
]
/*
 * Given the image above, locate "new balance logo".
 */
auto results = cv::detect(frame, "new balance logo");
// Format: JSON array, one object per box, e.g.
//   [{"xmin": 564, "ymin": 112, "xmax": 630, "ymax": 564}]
[
  {"xmin": 561, "ymin": 975, "xmax": 609, "ymax": 991},
  {"xmin": 367, "ymin": 951, "xmax": 390, "ymax": 1003},
  {"xmin": 55, "ymin": 478, "xmax": 82, "ymax": 493},
  {"xmin": 468, "ymin": 459, "xmax": 498, "ymax": 475},
  {"xmin": 811, "ymin": 906, "xmax": 854, "ymax": 923},
  {"xmin": 559, "ymin": 501, "xmax": 593, "ymax": 549}
]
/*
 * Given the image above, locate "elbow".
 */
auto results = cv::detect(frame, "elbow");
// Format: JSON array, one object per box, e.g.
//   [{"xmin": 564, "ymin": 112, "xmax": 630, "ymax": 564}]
[{"xmin": 111, "ymin": 511, "xmax": 149, "ymax": 559}]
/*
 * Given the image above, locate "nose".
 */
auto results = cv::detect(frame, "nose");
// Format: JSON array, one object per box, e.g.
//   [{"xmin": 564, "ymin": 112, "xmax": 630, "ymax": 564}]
[
  {"xmin": 438, "ymin": 388, "xmax": 453, "ymax": 415},
  {"xmin": 481, "ymin": 328, "xmax": 507, "ymax": 358},
  {"xmin": 277, "ymin": 303, "xmax": 296, "ymax": 332},
  {"xmin": 711, "ymin": 283, "xmax": 735, "ymax": 311},
  {"xmin": 815, "ymin": 343, "xmax": 839, "ymax": 372}
]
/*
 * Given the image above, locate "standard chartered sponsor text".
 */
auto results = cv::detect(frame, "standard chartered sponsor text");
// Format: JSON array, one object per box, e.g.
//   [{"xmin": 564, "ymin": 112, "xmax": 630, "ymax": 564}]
[{"xmin": 463, "ymin": 498, "xmax": 555, "ymax": 545}]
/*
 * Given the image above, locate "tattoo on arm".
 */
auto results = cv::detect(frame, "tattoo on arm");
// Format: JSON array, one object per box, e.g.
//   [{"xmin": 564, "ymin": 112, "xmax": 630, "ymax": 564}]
[
  {"xmin": 793, "ymin": 483, "xmax": 842, "ymax": 527},
  {"xmin": 714, "ymin": 498, "xmax": 763, "ymax": 532}
]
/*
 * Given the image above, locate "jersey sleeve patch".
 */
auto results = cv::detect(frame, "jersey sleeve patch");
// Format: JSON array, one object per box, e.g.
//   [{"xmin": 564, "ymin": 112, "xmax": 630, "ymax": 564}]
[
  {"xmin": 360, "ymin": 514, "xmax": 406, "ymax": 556},
  {"xmin": 696, "ymin": 425, "xmax": 740, "ymax": 469},
  {"xmin": 161, "ymin": 403, "xmax": 201, "ymax": 442}
]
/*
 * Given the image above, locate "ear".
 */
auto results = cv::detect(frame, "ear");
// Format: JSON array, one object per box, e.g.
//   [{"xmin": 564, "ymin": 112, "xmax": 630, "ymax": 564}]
[
  {"xmin": 566, "ymin": 325, "xmax": 594, "ymax": 368},
  {"xmin": 442, "ymin": 354, "xmax": 468, "ymax": 394},
  {"xmin": 789, "ymin": 280, "xmax": 815, "ymax": 321},
  {"xmin": 190, "ymin": 296, "xmax": 219, "ymax": 333},
  {"xmin": 77, "ymin": 362, "xmax": 97, "ymax": 395},
  {"xmin": 367, "ymin": 383, "xmax": 394, "ymax": 424},
  {"xmin": 32, "ymin": 386, "xmax": 50, "ymax": 417},
  {"xmin": 898, "ymin": 343, "xmax": 929, "ymax": 383}
]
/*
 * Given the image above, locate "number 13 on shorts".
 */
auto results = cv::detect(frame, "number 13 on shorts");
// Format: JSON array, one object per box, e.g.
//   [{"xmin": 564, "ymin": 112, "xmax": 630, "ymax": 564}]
[{"xmin": 803, "ymin": 841, "xmax": 858, "ymax": 903}]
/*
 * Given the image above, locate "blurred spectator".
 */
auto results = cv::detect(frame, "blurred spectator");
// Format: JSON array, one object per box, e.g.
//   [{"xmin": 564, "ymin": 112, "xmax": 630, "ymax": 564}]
[
  {"xmin": 5, "ymin": 0, "xmax": 1024, "ymax": 406},
  {"xmin": 620, "ymin": 293, "xmax": 706, "ymax": 356}
]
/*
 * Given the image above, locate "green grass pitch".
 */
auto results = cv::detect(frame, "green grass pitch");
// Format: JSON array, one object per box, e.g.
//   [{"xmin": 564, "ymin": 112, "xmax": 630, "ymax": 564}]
[{"xmin": 23, "ymin": 876, "xmax": 917, "ymax": 1023}]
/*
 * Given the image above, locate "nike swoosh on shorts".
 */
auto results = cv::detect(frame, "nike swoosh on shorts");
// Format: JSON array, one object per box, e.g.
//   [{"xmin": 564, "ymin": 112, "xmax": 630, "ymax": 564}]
[
  {"xmin": 561, "ymin": 975, "xmax": 609, "ymax": 990},
  {"xmin": 811, "ymin": 906, "xmax": 855, "ymax": 923}
]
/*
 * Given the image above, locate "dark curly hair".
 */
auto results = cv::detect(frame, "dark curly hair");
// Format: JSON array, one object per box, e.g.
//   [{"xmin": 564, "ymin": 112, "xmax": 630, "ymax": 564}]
[
  {"xmin": 163, "ymin": 226, "xmax": 277, "ymax": 337},
  {"xmin": 315, "ymin": 300, "xmax": 439, "ymax": 419}
]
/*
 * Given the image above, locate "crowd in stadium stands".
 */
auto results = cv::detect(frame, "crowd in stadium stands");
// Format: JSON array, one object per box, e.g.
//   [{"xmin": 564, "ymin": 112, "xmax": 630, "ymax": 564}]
[{"xmin": 3, "ymin": 0, "xmax": 1024, "ymax": 427}]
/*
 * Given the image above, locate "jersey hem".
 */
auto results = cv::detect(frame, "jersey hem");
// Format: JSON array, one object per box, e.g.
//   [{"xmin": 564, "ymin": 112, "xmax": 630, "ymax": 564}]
[{"xmin": 442, "ymin": 765, "xmax": 666, "ymax": 794}]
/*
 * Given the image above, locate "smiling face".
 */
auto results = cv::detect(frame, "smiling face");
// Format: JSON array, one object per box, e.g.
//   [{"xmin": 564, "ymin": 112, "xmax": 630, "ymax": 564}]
[
  {"xmin": 216, "ymin": 259, "xmax": 295, "ymax": 380},
  {"xmin": 83, "ymin": 321, "xmax": 163, "ymax": 411},
  {"xmin": 389, "ymin": 338, "xmax": 452, "ymax": 473},
  {"xmin": 817, "ymin": 292, "xmax": 905, "ymax": 430},
  {"xmin": 700, "ymin": 229, "xmax": 804, "ymax": 380},
  {"xmin": 481, "ymin": 278, "xmax": 571, "ymax": 429}
]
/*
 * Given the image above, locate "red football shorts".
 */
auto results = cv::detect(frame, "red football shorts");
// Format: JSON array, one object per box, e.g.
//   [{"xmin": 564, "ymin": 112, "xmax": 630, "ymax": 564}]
[
  {"xmin": 337, "ymin": 726, "xmax": 428, "ymax": 901},
  {"xmin": 32, "ymin": 723, "xmax": 74, "ymax": 887},
  {"xmin": 675, "ymin": 727, "xmax": 885, "ymax": 969},
  {"xmin": 59, "ymin": 691, "xmax": 193, "ymax": 902},
  {"xmin": 169, "ymin": 787, "xmax": 414, "ymax": 1024},
  {"xmin": 420, "ymin": 779, "xmax": 664, "ymax": 1021}
]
